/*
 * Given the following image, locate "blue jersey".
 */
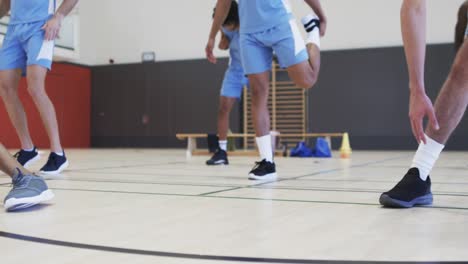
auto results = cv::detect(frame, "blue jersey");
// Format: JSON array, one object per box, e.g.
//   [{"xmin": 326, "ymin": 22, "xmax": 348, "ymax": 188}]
[
  {"xmin": 222, "ymin": 27, "xmax": 243, "ymax": 70},
  {"xmin": 10, "ymin": 0, "xmax": 56, "ymax": 25},
  {"xmin": 238, "ymin": 0, "xmax": 292, "ymax": 34}
]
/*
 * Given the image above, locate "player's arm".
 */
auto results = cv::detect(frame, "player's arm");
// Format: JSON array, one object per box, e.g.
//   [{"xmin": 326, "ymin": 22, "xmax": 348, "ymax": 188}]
[
  {"xmin": 304, "ymin": 0, "xmax": 327, "ymax": 36},
  {"xmin": 401, "ymin": 0, "xmax": 439, "ymax": 143},
  {"xmin": 0, "ymin": 0, "xmax": 11, "ymax": 19},
  {"xmin": 206, "ymin": 0, "xmax": 231, "ymax": 64},
  {"xmin": 218, "ymin": 31, "xmax": 230, "ymax": 50},
  {"xmin": 42, "ymin": 0, "xmax": 79, "ymax": 41},
  {"xmin": 0, "ymin": 144, "xmax": 30, "ymax": 177},
  {"xmin": 455, "ymin": 1, "xmax": 468, "ymax": 50}
]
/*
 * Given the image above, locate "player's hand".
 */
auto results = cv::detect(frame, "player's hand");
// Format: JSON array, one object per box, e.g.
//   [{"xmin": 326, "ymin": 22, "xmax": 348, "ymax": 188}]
[
  {"xmin": 205, "ymin": 37, "xmax": 217, "ymax": 64},
  {"xmin": 409, "ymin": 90, "xmax": 439, "ymax": 144},
  {"xmin": 319, "ymin": 18, "xmax": 327, "ymax": 37},
  {"xmin": 42, "ymin": 13, "xmax": 64, "ymax": 41}
]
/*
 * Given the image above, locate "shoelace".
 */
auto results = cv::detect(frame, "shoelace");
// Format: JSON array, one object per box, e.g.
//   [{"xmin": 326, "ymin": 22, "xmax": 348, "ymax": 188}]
[
  {"xmin": 251, "ymin": 160, "xmax": 266, "ymax": 171},
  {"xmin": 11, "ymin": 169, "xmax": 27, "ymax": 188}
]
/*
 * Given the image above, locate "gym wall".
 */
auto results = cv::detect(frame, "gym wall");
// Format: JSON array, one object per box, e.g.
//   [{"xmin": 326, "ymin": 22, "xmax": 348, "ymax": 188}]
[
  {"xmin": 90, "ymin": 43, "xmax": 468, "ymax": 150},
  {"xmin": 76, "ymin": 0, "xmax": 464, "ymax": 65},
  {"xmin": 91, "ymin": 59, "xmax": 241, "ymax": 148},
  {"xmin": 0, "ymin": 63, "xmax": 91, "ymax": 149}
]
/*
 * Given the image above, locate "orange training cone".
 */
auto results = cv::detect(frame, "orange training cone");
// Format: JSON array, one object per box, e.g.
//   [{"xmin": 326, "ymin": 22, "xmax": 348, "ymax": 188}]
[{"xmin": 340, "ymin": 133, "xmax": 352, "ymax": 159}]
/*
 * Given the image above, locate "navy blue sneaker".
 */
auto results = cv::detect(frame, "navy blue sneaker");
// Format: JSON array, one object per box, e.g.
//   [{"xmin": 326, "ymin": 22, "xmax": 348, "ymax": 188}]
[
  {"xmin": 248, "ymin": 159, "xmax": 277, "ymax": 181},
  {"xmin": 380, "ymin": 168, "xmax": 433, "ymax": 208},
  {"xmin": 14, "ymin": 147, "xmax": 40, "ymax": 168},
  {"xmin": 39, "ymin": 152, "xmax": 69, "ymax": 175},
  {"xmin": 206, "ymin": 149, "xmax": 229, "ymax": 165}
]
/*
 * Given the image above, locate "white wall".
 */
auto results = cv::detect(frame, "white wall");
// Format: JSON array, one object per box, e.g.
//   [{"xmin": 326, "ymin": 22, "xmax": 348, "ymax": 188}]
[{"xmin": 76, "ymin": 0, "xmax": 465, "ymax": 65}]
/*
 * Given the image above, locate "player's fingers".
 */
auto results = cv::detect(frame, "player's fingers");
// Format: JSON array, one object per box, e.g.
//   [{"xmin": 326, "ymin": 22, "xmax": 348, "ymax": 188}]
[
  {"xmin": 428, "ymin": 109, "xmax": 440, "ymax": 131},
  {"xmin": 414, "ymin": 117, "xmax": 426, "ymax": 144},
  {"xmin": 410, "ymin": 119, "xmax": 419, "ymax": 143}
]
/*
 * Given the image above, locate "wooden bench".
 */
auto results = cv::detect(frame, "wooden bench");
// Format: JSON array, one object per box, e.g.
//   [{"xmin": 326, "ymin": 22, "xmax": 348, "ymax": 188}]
[{"xmin": 176, "ymin": 132, "xmax": 350, "ymax": 158}]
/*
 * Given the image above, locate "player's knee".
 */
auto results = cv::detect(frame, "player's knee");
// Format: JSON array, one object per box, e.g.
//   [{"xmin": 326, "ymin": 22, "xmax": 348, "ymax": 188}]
[
  {"xmin": 0, "ymin": 80, "xmax": 16, "ymax": 98},
  {"xmin": 251, "ymin": 84, "xmax": 268, "ymax": 97},
  {"xmin": 26, "ymin": 84, "xmax": 46, "ymax": 99},
  {"xmin": 296, "ymin": 75, "xmax": 317, "ymax": 90},
  {"xmin": 219, "ymin": 102, "xmax": 232, "ymax": 115}
]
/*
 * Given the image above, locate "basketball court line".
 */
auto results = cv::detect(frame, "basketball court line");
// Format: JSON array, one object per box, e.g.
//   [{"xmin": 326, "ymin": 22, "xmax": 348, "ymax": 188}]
[
  {"xmin": 65, "ymin": 161, "xmax": 186, "ymax": 173},
  {"xmin": 46, "ymin": 176, "xmax": 468, "ymax": 187},
  {"xmin": 0, "ymin": 231, "xmax": 461, "ymax": 264},
  {"xmin": 2, "ymin": 185, "xmax": 467, "ymax": 211}
]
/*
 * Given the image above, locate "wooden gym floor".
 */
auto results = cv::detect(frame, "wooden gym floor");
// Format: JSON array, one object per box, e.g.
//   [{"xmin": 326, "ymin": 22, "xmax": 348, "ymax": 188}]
[{"xmin": 1, "ymin": 149, "xmax": 468, "ymax": 263}]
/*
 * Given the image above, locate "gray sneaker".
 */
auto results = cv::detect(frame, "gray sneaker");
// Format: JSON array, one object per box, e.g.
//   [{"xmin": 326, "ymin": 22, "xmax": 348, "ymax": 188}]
[{"xmin": 4, "ymin": 169, "xmax": 54, "ymax": 212}]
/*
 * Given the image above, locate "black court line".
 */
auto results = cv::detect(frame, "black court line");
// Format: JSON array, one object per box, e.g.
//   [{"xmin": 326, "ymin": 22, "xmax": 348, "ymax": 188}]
[
  {"xmin": 59, "ymin": 178, "xmax": 244, "ymax": 189},
  {"xmin": 0, "ymin": 231, "xmax": 463, "ymax": 264},
  {"xmin": 248, "ymin": 155, "xmax": 410, "ymax": 190},
  {"xmin": 3, "ymin": 184, "xmax": 468, "ymax": 208},
  {"xmin": 67, "ymin": 161, "xmax": 186, "ymax": 173},
  {"xmin": 293, "ymin": 178, "xmax": 468, "ymax": 185},
  {"xmin": 199, "ymin": 187, "xmax": 245, "ymax": 196},
  {"xmin": 49, "ymin": 177, "xmax": 468, "ymax": 190},
  {"xmin": 4, "ymin": 185, "xmax": 468, "ymax": 210},
  {"xmin": 70, "ymin": 171, "xmax": 251, "ymax": 180},
  {"xmin": 253, "ymin": 186, "xmax": 468, "ymax": 197}
]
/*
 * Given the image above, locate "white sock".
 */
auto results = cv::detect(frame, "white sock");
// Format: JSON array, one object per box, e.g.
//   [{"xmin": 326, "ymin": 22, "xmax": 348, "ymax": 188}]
[
  {"xmin": 301, "ymin": 14, "xmax": 321, "ymax": 48},
  {"xmin": 219, "ymin": 140, "xmax": 227, "ymax": 151},
  {"xmin": 256, "ymin": 134, "xmax": 273, "ymax": 163},
  {"xmin": 411, "ymin": 135, "xmax": 445, "ymax": 181},
  {"xmin": 54, "ymin": 152, "xmax": 64, "ymax": 156},
  {"xmin": 23, "ymin": 147, "xmax": 34, "ymax": 152}
]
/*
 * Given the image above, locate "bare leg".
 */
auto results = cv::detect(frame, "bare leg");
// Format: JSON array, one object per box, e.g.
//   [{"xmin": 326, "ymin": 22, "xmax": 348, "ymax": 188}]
[
  {"xmin": 0, "ymin": 69, "xmax": 35, "ymax": 150},
  {"xmin": 26, "ymin": 65, "xmax": 63, "ymax": 153},
  {"xmin": 217, "ymin": 96, "xmax": 237, "ymax": 141},
  {"xmin": 426, "ymin": 41, "xmax": 468, "ymax": 144},
  {"xmin": 0, "ymin": 144, "xmax": 30, "ymax": 178},
  {"xmin": 286, "ymin": 43, "xmax": 321, "ymax": 89},
  {"xmin": 247, "ymin": 71, "xmax": 276, "ymax": 178},
  {"xmin": 249, "ymin": 72, "xmax": 271, "ymax": 137}
]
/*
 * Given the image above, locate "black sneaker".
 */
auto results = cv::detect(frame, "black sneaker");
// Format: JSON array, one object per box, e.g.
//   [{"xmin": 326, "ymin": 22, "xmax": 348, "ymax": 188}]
[
  {"xmin": 248, "ymin": 159, "xmax": 277, "ymax": 181},
  {"xmin": 13, "ymin": 147, "xmax": 40, "ymax": 168},
  {"xmin": 206, "ymin": 149, "xmax": 229, "ymax": 166},
  {"xmin": 380, "ymin": 168, "xmax": 433, "ymax": 208},
  {"xmin": 39, "ymin": 152, "xmax": 69, "ymax": 175}
]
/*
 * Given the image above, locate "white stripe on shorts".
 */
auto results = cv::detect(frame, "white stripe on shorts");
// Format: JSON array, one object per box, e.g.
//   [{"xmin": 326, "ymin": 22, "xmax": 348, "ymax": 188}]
[
  {"xmin": 281, "ymin": 0, "xmax": 292, "ymax": 13},
  {"xmin": 288, "ymin": 19, "xmax": 306, "ymax": 56},
  {"xmin": 48, "ymin": 0, "xmax": 55, "ymax": 15},
  {"xmin": 37, "ymin": 40, "xmax": 54, "ymax": 61}
]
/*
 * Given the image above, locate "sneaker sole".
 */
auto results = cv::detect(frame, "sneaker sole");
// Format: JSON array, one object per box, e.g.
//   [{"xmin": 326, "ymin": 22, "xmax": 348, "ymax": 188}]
[
  {"xmin": 379, "ymin": 193, "xmax": 433, "ymax": 208},
  {"xmin": 206, "ymin": 160, "xmax": 229, "ymax": 166},
  {"xmin": 248, "ymin": 172, "xmax": 277, "ymax": 181},
  {"xmin": 22, "ymin": 154, "xmax": 41, "ymax": 169},
  {"xmin": 4, "ymin": 189, "xmax": 55, "ymax": 212},
  {"xmin": 39, "ymin": 160, "xmax": 69, "ymax": 176}
]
